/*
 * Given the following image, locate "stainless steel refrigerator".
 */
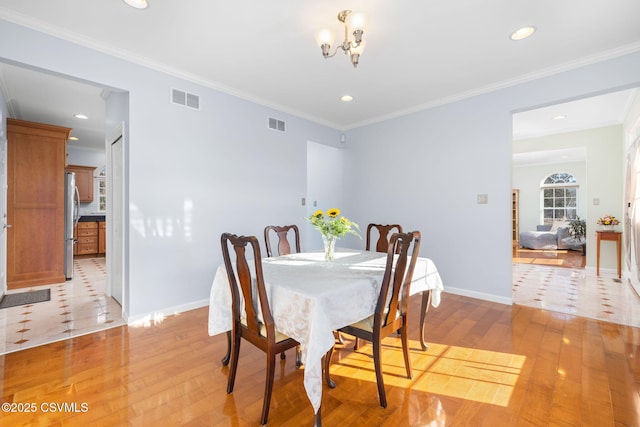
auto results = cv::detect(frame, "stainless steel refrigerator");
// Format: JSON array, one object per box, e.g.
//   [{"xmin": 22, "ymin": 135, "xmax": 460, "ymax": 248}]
[{"xmin": 64, "ymin": 171, "xmax": 80, "ymax": 279}]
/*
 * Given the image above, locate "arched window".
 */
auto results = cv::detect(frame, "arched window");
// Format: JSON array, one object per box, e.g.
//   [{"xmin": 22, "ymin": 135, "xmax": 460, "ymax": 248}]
[{"xmin": 541, "ymin": 172, "xmax": 578, "ymax": 223}]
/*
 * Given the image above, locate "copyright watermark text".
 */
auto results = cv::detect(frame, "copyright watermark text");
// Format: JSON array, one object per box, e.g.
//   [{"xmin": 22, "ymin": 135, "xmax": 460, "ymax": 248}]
[{"xmin": 1, "ymin": 402, "xmax": 89, "ymax": 413}]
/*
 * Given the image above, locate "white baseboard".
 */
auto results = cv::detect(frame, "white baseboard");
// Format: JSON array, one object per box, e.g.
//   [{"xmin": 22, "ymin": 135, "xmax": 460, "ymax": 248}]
[
  {"xmin": 443, "ymin": 287, "xmax": 512, "ymax": 306},
  {"xmin": 126, "ymin": 298, "xmax": 209, "ymax": 326}
]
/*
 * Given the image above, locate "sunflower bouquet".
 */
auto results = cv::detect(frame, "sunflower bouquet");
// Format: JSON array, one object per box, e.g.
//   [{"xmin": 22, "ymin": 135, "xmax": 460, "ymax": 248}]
[
  {"xmin": 308, "ymin": 208, "xmax": 360, "ymax": 261},
  {"xmin": 308, "ymin": 208, "xmax": 360, "ymax": 239}
]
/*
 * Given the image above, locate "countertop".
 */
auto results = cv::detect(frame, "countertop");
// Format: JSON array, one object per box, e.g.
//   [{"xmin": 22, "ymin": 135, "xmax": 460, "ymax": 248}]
[{"xmin": 78, "ymin": 215, "xmax": 106, "ymax": 222}]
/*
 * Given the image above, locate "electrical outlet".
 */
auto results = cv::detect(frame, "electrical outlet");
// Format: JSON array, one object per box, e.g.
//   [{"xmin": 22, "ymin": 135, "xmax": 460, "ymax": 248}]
[{"xmin": 301, "ymin": 197, "xmax": 306, "ymax": 206}]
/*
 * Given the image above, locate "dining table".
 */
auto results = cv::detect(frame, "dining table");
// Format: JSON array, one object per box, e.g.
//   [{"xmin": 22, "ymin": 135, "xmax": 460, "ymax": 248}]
[{"xmin": 208, "ymin": 248, "xmax": 444, "ymax": 425}]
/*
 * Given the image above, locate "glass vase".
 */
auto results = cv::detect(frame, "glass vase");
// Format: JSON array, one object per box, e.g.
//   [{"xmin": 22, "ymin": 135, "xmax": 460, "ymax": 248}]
[{"xmin": 322, "ymin": 234, "xmax": 336, "ymax": 262}]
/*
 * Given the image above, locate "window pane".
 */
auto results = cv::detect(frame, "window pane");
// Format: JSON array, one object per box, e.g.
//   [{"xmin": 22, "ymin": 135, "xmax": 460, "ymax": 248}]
[
  {"xmin": 554, "ymin": 188, "xmax": 564, "ymax": 198},
  {"xmin": 566, "ymin": 209, "xmax": 577, "ymax": 220},
  {"xmin": 544, "ymin": 198, "xmax": 554, "ymax": 208},
  {"xmin": 566, "ymin": 198, "xmax": 576, "ymax": 207},
  {"xmin": 554, "ymin": 209, "xmax": 565, "ymax": 219},
  {"xmin": 543, "ymin": 188, "xmax": 554, "ymax": 198},
  {"xmin": 566, "ymin": 188, "xmax": 576, "ymax": 197},
  {"xmin": 543, "ymin": 210, "xmax": 553, "ymax": 220}
]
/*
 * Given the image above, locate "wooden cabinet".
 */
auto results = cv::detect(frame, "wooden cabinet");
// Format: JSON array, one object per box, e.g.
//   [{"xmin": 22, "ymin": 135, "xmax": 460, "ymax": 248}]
[
  {"xmin": 98, "ymin": 221, "xmax": 106, "ymax": 254},
  {"xmin": 75, "ymin": 222, "xmax": 98, "ymax": 255},
  {"xmin": 74, "ymin": 221, "xmax": 106, "ymax": 257},
  {"xmin": 7, "ymin": 118, "xmax": 71, "ymax": 289},
  {"xmin": 512, "ymin": 189, "xmax": 519, "ymax": 248},
  {"xmin": 66, "ymin": 165, "xmax": 96, "ymax": 202}
]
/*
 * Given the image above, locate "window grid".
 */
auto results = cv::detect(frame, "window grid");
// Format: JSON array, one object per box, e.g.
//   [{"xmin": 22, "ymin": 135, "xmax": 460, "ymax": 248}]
[{"xmin": 541, "ymin": 173, "xmax": 578, "ymax": 224}]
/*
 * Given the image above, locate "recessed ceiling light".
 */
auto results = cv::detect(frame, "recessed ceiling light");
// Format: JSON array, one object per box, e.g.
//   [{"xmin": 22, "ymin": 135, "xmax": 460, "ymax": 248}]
[
  {"xmin": 123, "ymin": 0, "xmax": 148, "ymax": 9},
  {"xmin": 68, "ymin": 136, "xmax": 79, "ymax": 141},
  {"xmin": 552, "ymin": 115, "xmax": 567, "ymax": 120},
  {"xmin": 74, "ymin": 114, "xmax": 89, "ymax": 120},
  {"xmin": 341, "ymin": 95, "xmax": 353, "ymax": 102},
  {"xmin": 510, "ymin": 26, "xmax": 536, "ymax": 41}
]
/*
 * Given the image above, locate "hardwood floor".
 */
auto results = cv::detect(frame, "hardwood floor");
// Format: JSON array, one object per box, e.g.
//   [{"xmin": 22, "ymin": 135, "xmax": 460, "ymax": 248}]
[
  {"xmin": 1, "ymin": 294, "xmax": 638, "ymax": 426},
  {"xmin": 513, "ymin": 247, "xmax": 586, "ymax": 269}
]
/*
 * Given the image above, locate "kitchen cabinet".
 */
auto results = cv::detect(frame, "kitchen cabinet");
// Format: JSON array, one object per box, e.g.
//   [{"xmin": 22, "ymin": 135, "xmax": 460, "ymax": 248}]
[
  {"xmin": 75, "ymin": 222, "xmax": 98, "ymax": 255},
  {"xmin": 74, "ymin": 220, "xmax": 106, "ymax": 257},
  {"xmin": 7, "ymin": 118, "xmax": 71, "ymax": 289},
  {"xmin": 98, "ymin": 221, "xmax": 106, "ymax": 254},
  {"xmin": 66, "ymin": 165, "xmax": 96, "ymax": 202}
]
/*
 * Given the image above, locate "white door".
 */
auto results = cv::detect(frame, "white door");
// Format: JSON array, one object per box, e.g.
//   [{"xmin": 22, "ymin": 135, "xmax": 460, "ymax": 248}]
[
  {"xmin": 306, "ymin": 141, "xmax": 346, "ymax": 250},
  {"xmin": 107, "ymin": 124, "xmax": 125, "ymax": 308}
]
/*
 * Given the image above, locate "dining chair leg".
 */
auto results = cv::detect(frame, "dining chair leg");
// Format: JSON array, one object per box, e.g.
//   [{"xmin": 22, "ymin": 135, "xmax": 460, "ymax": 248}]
[
  {"xmin": 227, "ymin": 331, "xmax": 241, "ymax": 393},
  {"xmin": 221, "ymin": 330, "xmax": 231, "ymax": 365},
  {"xmin": 400, "ymin": 322, "xmax": 412, "ymax": 379},
  {"xmin": 372, "ymin": 338, "xmax": 387, "ymax": 408},
  {"xmin": 261, "ymin": 353, "xmax": 277, "ymax": 425},
  {"xmin": 420, "ymin": 290, "xmax": 432, "ymax": 351},
  {"xmin": 296, "ymin": 345, "xmax": 302, "ymax": 368},
  {"xmin": 324, "ymin": 346, "xmax": 336, "ymax": 388}
]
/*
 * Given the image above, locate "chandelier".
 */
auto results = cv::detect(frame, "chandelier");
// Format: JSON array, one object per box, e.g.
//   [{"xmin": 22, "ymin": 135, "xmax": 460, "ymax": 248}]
[{"xmin": 315, "ymin": 10, "xmax": 367, "ymax": 68}]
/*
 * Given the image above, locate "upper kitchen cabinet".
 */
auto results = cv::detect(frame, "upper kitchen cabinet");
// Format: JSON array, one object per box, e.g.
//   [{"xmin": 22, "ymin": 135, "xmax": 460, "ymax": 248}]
[
  {"xmin": 7, "ymin": 118, "xmax": 71, "ymax": 289},
  {"xmin": 66, "ymin": 165, "xmax": 96, "ymax": 202}
]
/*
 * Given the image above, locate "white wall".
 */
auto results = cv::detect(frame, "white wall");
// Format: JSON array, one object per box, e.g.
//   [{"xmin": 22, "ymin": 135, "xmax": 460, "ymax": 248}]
[
  {"xmin": 2, "ymin": 18, "xmax": 640, "ymax": 314},
  {"xmin": 0, "ymin": 19, "xmax": 341, "ymax": 320},
  {"xmin": 344, "ymin": 58, "xmax": 640, "ymax": 303}
]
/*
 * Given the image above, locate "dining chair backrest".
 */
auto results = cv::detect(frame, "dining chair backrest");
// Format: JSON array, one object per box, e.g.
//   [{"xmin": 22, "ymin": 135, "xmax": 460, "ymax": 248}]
[
  {"xmin": 328, "ymin": 230, "xmax": 421, "ymax": 408},
  {"xmin": 264, "ymin": 224, "xmax": 301, "ymax": 257},
  {"xmin": 366, "ymin": 223, "xmax": 403, "ymax": 253},
  {"xmin": 376, "ymin": 230, "xmax": 421, "ymax": 331},
  {"xmin": 220, "ymin": 232, "xmax": 300, "ymax": 424},
  {"xmin": 221, "ymin": 233, "xmax": 275, "ymax": 344}
]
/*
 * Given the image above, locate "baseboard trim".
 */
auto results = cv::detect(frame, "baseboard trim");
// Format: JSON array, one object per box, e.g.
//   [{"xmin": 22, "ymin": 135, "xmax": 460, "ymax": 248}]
[
  {"xmin": 126, "ymin": 298, "xmax": 209, "ymax": 326},
  {"xmin": 443, "ymin": 287, "xmax": 512, "ymax": 306}
]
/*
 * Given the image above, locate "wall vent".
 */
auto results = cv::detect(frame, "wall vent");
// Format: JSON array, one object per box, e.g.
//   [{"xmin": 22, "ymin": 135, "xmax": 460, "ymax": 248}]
[
  {"xmin": 171, "ymin": 88, "xmax": 200, "ymax": 110},
  {"xmin": 268, "ymin": 117, "xmax": 285, "ymax": 132}
]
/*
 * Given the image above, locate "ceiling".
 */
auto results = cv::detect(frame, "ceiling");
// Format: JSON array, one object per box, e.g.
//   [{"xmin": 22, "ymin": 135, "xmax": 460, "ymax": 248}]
[{"xmin": 0, "ymin": 1, "xmax": 640, "ymax": 151}]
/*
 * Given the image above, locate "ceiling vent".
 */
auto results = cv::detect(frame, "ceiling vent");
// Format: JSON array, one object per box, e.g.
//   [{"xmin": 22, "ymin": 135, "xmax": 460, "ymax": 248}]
[
  {"xmin": 171, "ymin": 88, "xmax": 200, "ymax": 110},
  {"xmin": 268, "ymin": 117, "xmax": 285, "ymax": 132}
]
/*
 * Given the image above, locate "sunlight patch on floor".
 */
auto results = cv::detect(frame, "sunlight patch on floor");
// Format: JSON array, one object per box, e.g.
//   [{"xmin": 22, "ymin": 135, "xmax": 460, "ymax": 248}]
[{"xmin": 329, "ymin": 339, "xmax": 525, "ymax": 407}]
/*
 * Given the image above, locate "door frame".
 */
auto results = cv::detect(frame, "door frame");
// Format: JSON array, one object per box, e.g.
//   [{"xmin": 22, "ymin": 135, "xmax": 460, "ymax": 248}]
[{"xmin": 106, "ymin": 122, "xmax": 126, "ymax": 319}]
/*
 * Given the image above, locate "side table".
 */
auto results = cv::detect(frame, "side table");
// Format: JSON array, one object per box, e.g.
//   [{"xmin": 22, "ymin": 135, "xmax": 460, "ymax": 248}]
[{"xmin": 596, "ymin": 230, "xmax": 622, "ymax": 278}]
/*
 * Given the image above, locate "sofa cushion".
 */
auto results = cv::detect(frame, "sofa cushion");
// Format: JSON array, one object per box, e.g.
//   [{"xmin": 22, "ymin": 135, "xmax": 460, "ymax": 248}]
[{"xmin": 536, "ymin": 224, "xmax": 552, "ymax": 231}]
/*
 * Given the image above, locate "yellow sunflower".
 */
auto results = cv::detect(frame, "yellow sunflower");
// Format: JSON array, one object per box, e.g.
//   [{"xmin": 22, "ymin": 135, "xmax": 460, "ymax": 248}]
[{"xmin": 327, "ymin": 208, "xmax": 340, "ymax": 218}]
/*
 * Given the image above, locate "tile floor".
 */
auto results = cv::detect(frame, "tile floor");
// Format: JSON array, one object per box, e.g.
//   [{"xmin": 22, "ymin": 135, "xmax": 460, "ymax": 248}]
[
  {"xmin": 0, "ymin": 257, "xmax": 124, "ymax": 355},
  {"xmin": 512, "ymin": 262, "xmax": 640, "ymax": 328}
]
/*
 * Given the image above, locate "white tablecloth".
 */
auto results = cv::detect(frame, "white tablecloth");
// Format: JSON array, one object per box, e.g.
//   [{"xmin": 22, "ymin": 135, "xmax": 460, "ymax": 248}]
[{"xmin": 208, "ymin": 250, "xmax": 444, "ymax": 413}]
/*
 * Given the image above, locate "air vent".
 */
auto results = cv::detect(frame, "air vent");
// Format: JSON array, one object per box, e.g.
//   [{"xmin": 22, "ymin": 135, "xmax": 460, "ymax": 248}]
[
  {"xmin": 268, "ymin": 117, "xmax": 285, "ymax": 132},
  {"xmin": 171, "ymin": 88, "xmax": 200, "ymax": 110}
]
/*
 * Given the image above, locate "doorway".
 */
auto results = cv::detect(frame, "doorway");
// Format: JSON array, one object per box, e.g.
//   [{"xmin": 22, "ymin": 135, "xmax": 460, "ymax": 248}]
[{"xmin": 0, "ymin": 62, "xmax": 127, "ymax": 329}]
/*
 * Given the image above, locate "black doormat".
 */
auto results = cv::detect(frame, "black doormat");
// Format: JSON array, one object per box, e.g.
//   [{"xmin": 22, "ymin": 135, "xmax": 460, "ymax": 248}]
[{"xmin": 0, "ymin": 289, "xmax": 51, "ymax": 309}]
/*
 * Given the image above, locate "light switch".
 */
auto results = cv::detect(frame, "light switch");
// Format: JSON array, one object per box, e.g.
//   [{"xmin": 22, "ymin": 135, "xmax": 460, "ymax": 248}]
[
  {"xmin": 301, "ymin": 197, "xmax": 306, "ymax": 206},
  {"xmin": 593, "ymin": 198, "xmax": 600, "ymax": 206},
  {"xmin": 477, "ymin": 194, "xmax": 489, "ymax": 204}
]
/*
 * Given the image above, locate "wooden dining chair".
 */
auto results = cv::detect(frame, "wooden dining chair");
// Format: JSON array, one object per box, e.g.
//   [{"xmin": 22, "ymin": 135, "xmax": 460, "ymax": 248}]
[
  {"xmin": 325, "ymin": 230, "xmax": 421, "ymax": 408},
  {"xmin": 366, "ymin": 223, "xmax": 403, "ymax": 253},
  {"xmin": 221, "ymin": 233, "xmax": 301, "ymax": 425},
  {"xmin": 264, "ymin": 224, "xmax": 300, "ymax": 257}
]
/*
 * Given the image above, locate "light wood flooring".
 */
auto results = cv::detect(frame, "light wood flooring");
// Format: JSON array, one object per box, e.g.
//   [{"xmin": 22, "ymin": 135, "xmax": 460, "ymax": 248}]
[
  {"xmin": 1, "ymin": 293, "xmax": 638, "ymax": 426},
  {"xmin": 513, "ymin": 247, "xmax": 586, "ymax": 269}
]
